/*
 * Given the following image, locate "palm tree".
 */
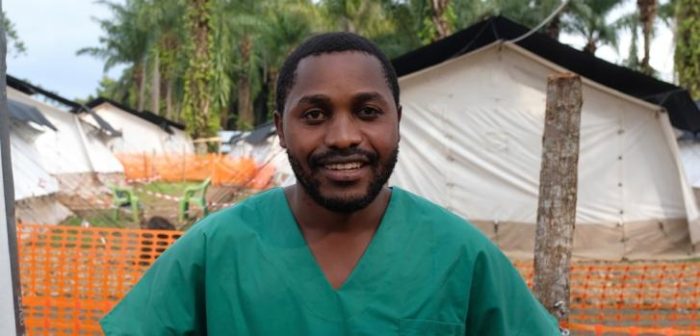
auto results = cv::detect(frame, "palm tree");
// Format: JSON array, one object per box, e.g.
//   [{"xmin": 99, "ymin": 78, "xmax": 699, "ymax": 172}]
[
  {"xmin": 181, "ymin": 0, "xmax": 217, "ymax": 139},
  {"xmin": 78, "ymin": 0, "xmax": 153, "ymax": 109},
  {"xmin": 319, "ymin": 0, "xmax": 395, "ymax": 37},
  {"xmin": 637, "ymin": 0, "xmax": 658, "ymax": 74},
  {"xmin": 562, "ymin": 0, "xmax": 624, "ymax": 55},
  {"xmin": 429, "ymin": 0, "xmax": 455, "ymax": 41}
]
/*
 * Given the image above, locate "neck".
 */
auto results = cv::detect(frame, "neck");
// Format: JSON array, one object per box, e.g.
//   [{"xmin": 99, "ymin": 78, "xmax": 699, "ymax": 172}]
[{"xmin": 284, "ymin": 185, "xmax": 391, "ymax": 238}]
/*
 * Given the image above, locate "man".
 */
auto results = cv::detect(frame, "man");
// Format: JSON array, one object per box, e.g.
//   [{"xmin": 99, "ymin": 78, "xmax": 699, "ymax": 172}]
[{"xmin": 101, "ymin": 32, "xmax": 560, "ymax": 335}]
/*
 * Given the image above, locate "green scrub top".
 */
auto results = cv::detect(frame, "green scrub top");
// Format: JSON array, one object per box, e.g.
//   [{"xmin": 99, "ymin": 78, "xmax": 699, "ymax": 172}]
[{"xmin": 101, "ymin": 187, "xmax": 559, "ymax": 335}]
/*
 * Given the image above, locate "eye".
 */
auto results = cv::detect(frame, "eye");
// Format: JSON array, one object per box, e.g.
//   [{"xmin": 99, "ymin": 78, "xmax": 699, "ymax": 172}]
[
  {"xmin": 357, "ymin": 106, "xmax": 381, "ymax": 120},
  {"xmin": 301, "ymin": 109, "xmax": 327, "ymax": 123}
]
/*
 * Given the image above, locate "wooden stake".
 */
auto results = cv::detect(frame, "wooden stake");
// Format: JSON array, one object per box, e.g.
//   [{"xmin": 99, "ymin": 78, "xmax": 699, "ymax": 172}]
[{"xmin": 533, "ymin": 72, "xmax": 582, "ymax": 323}]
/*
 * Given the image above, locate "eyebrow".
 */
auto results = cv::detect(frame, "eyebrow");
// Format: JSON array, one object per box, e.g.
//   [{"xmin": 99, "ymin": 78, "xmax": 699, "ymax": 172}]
[
  {"xmin": 351, "ymin": 92, "xmax": 389, "ymax": 106},
  {"xmin": 292, "ymin": 91, "xmax": 390, "ymax": 109},
  {"xmin": 295, "ymin": 94, "xmax": 332, "ymax": 107}
]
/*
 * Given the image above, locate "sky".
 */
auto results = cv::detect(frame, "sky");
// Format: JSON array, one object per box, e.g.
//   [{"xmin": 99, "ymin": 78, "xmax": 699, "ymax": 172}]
[
  {"xmin": 4, "ymin": 0, "xmax": 676, "ymax": 102},
  {"xmin": 5, "ymin": 0, "xmax": 125, "ymax": 101}
]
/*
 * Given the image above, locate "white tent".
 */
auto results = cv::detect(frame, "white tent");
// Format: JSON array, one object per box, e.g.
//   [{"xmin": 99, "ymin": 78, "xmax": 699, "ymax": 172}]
[
  {"xmin": 85, "ymin": 98, "xmax": 194, "ymax": 155},
  {"xmin": 390, "ymin": 17, "xmax": 700, "ymax": 260},
  {"xmin": 7, "ymin": 87, "xmax": 124, "ymax": 207},
  {"xmin": 7, "ymin": 99, "xmax": 72, "ymax": 224},
  {"xmin": 678, "ymin": 136, "xmax": 700, "ymax": 187},
  {"xmin": 228, "ymin": 123, "xmax": 295, "ymax": 187}
]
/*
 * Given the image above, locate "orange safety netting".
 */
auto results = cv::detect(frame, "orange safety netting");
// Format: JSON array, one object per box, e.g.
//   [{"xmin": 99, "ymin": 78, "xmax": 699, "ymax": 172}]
[
  {"xmin": 114, "ymin": 153, "xmax": 274, "ymax": 189},
  {"xmin": 15, "ymin": 224, "xmax": 700, "ymax": 335},
  {"xmin": 17, "ymin": 224, "xmax": 182, "ymax": 335},
  {"xmin": 512, "ymin": 261, "xmax": 700, "ymax": 336}
]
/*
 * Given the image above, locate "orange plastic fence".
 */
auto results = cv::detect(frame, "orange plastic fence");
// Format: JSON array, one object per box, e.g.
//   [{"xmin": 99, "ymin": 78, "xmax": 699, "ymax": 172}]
[
  {"xmin": 513, "ymin": 261, "xmax": 700, "ymax": 336},
  {"xmin": 16, "ymin": 224, "xmax": 182, "ymax": 335},
  {"xmin": 16, "ymin": 224, "xmax": 700, "ymax": 335},
  {"xmin": 114, "ymin": 153, "xmax": 274, "ymax": 189}
]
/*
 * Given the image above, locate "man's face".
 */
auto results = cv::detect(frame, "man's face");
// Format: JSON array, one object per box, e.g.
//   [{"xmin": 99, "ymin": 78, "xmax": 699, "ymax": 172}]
[{"xmin": 276, "ymin": 51, "xmax": 400, "ymax": 213}]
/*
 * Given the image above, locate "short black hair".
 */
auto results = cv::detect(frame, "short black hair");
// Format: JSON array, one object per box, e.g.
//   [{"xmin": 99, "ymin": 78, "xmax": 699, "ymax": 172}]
[{"xmin": 276, "ymin": 32, "xmax": 400, "ymax": 114}]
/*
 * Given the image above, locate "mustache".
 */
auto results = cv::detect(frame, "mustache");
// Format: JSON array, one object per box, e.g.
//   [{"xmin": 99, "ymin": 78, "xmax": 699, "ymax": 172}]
[{"xmin": 309, "ymin": 147, "xmax": 378, "ymax": 167}]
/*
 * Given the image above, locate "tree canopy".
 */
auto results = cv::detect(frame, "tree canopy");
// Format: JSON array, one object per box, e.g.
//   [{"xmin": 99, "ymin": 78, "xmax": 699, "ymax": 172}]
[{"xmin": 78, "ymin": 0, "xmax": 692, "ymax": 138}]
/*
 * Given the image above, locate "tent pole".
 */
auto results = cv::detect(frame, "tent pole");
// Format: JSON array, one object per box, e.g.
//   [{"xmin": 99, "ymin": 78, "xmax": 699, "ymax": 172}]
[{"xmin": 0, "ymin": 2, "xmax": 26, "ymax": 332}]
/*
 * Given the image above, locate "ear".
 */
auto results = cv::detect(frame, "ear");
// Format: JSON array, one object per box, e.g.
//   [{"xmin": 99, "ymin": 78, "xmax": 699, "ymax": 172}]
[
  {"xmin": 397, "ymin": 105, "xmax": 402, "ymax": 141},
  {"xmin": 274, "ymin": 111, "xmax": 287, "ymax": 148}
]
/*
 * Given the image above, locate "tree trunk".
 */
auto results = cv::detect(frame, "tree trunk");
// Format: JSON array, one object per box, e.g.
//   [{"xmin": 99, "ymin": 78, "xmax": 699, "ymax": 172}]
[
  {"xmin": 533, "ymin": 72, "xmax": 582, "ymax": 324},
  {"xmin": 583, "ymin": 39, "xmax": 597, "ymax": 54},
  {"xmin": 268, "ymin": 68, "xmax": 279, "ymax": 114},
  {"xmin": 638, "ymin": 0, "xmax": 658, "ymax": 75},
  {"xmin": 165, "ymin": 78, "xmax": 174, "ymax": 120},
  {"xmin": 237, "ymin": 35, "xmax": 254, "ymax": 129},
  {"xmin": 182, "ymin": 0, "xmax": 215, "ymax": 139},
  {"xmin": 430, "ymin": 0, "xmax": 452, "ymax": 41},
  {"xmin": 151, "ymin": 51, "xmax": 160, "ymax": 114},
  {"xmin": 136, "ymin": 60, "xmax": 147, "ymax": 112},
  {"xmin": 545, "ymin": 14, "xmax": 561, "ymax": 40}
]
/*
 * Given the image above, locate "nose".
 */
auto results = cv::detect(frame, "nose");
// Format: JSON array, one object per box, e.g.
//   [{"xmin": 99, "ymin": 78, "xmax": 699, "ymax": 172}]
[{"xmin": 324, "ymin": 113, "xmax": 362, "ymax": 149}]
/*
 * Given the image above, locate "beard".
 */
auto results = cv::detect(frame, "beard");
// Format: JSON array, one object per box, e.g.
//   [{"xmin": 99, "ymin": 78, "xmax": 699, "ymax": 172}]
[{"xmin": 287, "ymin": 146, "xmax": 399, "ymax": 213}]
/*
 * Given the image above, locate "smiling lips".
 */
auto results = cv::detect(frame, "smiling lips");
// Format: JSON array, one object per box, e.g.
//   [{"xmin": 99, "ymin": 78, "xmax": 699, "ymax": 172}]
[
  {"xmin": 318, "ymin": 160, "xmax": 369, "ymax": 182},
  {"xmin": 325, "ymin": 162, "xmax": 364, "ymax": 170}
]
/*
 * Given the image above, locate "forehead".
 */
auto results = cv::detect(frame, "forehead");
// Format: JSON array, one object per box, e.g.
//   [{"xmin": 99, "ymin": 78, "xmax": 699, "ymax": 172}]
[{"xmin": 286, "ymin": 52, "xmax": 391, "ymax": 109}]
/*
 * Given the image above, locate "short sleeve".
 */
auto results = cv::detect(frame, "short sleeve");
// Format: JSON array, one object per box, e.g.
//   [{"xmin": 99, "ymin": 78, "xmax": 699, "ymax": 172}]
[
  {"xmin": 464, "ymin": 245, "xmax": 560, "ymax": 336},
  {"xmin": 100, "ymin": 226, "xmax": 208, "ymax": 336}
]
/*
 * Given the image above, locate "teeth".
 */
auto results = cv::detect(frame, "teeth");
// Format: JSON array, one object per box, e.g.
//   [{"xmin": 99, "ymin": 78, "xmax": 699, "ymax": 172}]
[{"xmin": 325, "ymin": 162, "xmax": 362, "ymax": 170}]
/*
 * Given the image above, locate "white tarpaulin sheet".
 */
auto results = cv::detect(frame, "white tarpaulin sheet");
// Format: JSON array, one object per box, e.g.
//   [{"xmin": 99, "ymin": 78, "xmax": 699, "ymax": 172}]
[
  {"xmin": 7, "ymin": 88, "xmax": 123, "ymax": 175},
  {"xmin": 88, "ymin": 102, "xmax": 194, "ymax": 155},
  {"xmin": 391, "ymin": 43, "xmax": 700, "ymax": 259},
  {"xmin": 9, "ymin": 122, "xmax": 59, "ymax": 200}
]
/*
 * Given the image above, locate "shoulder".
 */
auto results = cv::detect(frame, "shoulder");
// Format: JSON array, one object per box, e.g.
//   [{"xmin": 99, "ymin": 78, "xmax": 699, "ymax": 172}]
[
  {"xmin": 190, "ymin": 187, "xmax": 283, "ymax": 237},
  {"xmin": 392, "ymin": 187, "xmax": 495, "ymax": 253}
]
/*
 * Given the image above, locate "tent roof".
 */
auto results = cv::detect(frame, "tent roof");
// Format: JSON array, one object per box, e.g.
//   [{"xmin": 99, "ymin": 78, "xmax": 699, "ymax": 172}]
[
  {"xmin": 8, "ymin": 98, "xmax": 57, "ymax": 131},
  {"xmin": 6, "ymin": 75, "xmax": 121, "ymax": 136},
  {"xmin": 85, "ymin": 97, "xmax": 186, "ymax": 134},
  {"xmin": 392, "ymin": 16, "xmax": 700, "ymax": 132},
  {"xmin": 244, "ymin": 122, "xmax": 276, "ymax": 144}
]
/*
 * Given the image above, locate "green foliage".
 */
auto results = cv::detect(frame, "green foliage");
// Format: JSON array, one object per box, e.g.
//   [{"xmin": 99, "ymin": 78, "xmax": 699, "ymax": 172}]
[
  {"xmin": 81, "ymin": 0, "xmax": 684, "ymax": 141},
  {"xmin": 181, "ymin": 0, "xmax": 218, "ymax": 138},
  {"xmin": 675, "ymin": 0, "xmax": 700, "ymax": 99},
  {"xmin": 562, "ymin": 0, "xmax": 624, "ymax": 54}
]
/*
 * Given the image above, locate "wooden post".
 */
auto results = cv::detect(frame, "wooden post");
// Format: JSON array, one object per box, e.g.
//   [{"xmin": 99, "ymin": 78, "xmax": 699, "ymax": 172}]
[{"xmin": 533, "ymin": 72, "xmax": 582, "ymax": 323}]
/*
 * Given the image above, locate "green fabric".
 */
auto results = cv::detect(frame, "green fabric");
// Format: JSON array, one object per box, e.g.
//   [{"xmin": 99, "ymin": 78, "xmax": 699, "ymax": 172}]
[{"xmin": 101, "ymin": 187, "xmax": 559, "ymax": 335}]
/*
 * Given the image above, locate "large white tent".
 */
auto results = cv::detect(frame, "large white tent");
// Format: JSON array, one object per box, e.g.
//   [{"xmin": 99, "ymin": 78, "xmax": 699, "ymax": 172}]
[
  {"xmin": 85, "ymin": 98, "xmax": 194, "ymax": 155},
  {"xmin": 7, "ymin": 99, "xmax": 72, "ymax": 224},
  {"xmin": 390, "ymin": 17, "xmax": 700, "ymax": 260},
  {"xmin": 6, "ymin": 79, "xmax": 124, "ymax": 208}
]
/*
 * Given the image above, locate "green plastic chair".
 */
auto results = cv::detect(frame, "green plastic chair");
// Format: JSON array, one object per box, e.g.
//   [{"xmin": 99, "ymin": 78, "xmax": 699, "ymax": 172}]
[
  {"xmin": 109, "ymin": 184, "xmax": 141, "ymax": 223},
  {"xmin": 179, "ymin": 178, "xmax": 212, "ymax": 221}
]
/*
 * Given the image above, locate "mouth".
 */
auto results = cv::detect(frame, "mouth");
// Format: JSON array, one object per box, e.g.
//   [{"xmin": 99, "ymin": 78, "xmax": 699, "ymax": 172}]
[
  {"xmin": 317, "ymin": 159, "xmax": 370, "ymax": 183},
  {"xmin": 324, "ymin": 162, "xmax": 365, "ymax": 170}
]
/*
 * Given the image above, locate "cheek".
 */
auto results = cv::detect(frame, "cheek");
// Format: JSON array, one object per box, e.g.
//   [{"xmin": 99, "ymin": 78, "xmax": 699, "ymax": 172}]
[
  {"xmin": 284, "ymin": 130, "xmax": 320, "ymax": 158},
  {"xmin": 366, "ymin": 125, "xmax": 399, "ymax": 150}
]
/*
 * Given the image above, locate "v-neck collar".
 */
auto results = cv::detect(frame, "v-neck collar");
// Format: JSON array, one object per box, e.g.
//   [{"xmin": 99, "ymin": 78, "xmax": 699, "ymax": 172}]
[{"xmin": 261, "ymin": 187, "xmax": 403, "ymax": 321}]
